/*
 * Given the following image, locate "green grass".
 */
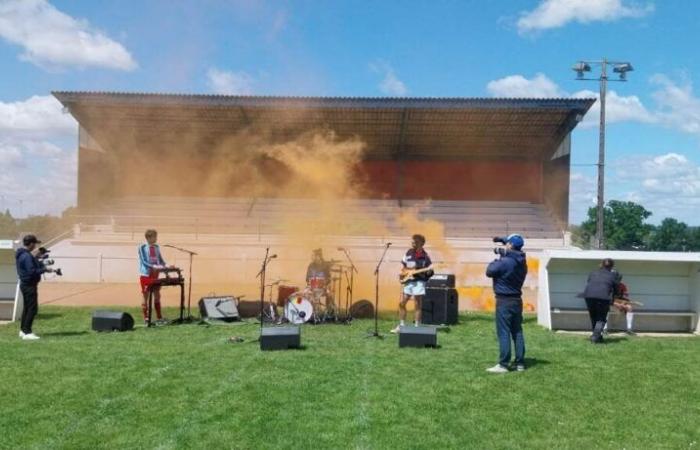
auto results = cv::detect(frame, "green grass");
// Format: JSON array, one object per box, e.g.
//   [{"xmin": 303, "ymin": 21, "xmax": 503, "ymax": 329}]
[{"xmin": 1, "ymin": 307, "xmax": 699, "ymax": 450}]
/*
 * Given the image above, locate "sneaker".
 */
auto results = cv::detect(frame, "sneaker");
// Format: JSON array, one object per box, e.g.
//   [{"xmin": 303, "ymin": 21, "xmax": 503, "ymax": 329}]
[
  {"xmin": 389, "ymin": 326, "xmax": 401, "ymax": 334},
  {"xmin": 22, "ymin": 333, "xmax": 40, "ymax": 340},
  {"xmin": 155, "ymin": 318, "xmax": 169, "ymax": 325},
  {"xmin": 486, "ymin": 364, "xmax": 509, "ymax": 374},
  {"xmin": 19, "ymin": 331, "xmax": 25, "ymax": 338},
  {"xmin": 515, "ymin": 365, "xmax": 526, "ymax": 372},
  {"xmin": 625, "ymin": 330, "xmax": 637, "ymax": 336}
]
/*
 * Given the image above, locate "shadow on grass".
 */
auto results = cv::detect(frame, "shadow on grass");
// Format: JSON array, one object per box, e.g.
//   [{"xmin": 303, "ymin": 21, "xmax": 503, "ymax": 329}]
[
  {"xmin": 42, "ymin": 331, "xmax": 90, "ymax": 337},
  {"xmin": 37, "ymin": 313, "xmax": 63, "ymax": 320},
  {"xmin": 523, "ymin": 357, "xmax": 551, "ymax": 368}
]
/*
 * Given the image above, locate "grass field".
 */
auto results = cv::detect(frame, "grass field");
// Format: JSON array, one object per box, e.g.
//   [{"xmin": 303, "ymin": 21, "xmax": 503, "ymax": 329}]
[{"xmin": 1, "ymin": 306, "xmax": 699, "ymax": 450}]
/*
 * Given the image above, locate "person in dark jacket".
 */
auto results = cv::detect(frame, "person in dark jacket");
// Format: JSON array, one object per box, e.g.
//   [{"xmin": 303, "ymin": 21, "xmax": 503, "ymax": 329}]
[
  {"xmin": 485, "ymin": 234, "xmax": 528, "ymax": 373},
  {"xmin": 15, "ymin": 234, "xmax": 51, "ymax": 340},
  {"xmin": 582, "ymin": 258, "xmax": 620, "ymax": 343}
]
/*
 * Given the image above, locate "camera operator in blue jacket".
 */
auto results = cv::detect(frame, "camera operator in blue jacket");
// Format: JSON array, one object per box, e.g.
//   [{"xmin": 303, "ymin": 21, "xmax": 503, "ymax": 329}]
[
  {"xmin": 15, "ymin": 234, "xmax": 53, "ymax": 340},
  {"xmin": 485, "ymin": 234, "xmax": 528, "ymax": 373}
]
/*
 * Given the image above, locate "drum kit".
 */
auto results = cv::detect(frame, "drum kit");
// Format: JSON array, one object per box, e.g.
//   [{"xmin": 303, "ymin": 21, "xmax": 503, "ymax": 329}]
[{"xmin": 266, "ymin": 260, "xmax": 353, "ymax": 324}]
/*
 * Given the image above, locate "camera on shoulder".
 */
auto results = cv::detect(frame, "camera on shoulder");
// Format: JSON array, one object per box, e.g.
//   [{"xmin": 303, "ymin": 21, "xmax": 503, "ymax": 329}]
[
  {"xmin": 36, "ymin": 247, "xmax": 63, "ymax": 276},
  {"xmin": 492, "ymin": 236, "xmax": 508, "ymax": 257}
]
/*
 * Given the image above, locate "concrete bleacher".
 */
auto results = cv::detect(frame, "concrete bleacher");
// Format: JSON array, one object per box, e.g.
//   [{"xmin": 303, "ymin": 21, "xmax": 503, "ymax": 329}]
[
  {"xmin": 75, "ymin": 197, "xmax": 563, "ymax": 240},
  {"xmin": 48, "ymin": 197, "xmax": 567, "ymax": 290}
]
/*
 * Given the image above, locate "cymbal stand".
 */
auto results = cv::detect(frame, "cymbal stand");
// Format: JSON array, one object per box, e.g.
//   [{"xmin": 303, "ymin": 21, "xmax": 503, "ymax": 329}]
[{"xmin": 339, "ymin": 248, "xmax": 358, "ymax": 322}]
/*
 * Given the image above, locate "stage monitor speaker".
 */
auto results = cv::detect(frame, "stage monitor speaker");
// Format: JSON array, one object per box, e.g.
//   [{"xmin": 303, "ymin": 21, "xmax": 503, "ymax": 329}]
[
  {"xmin": 398, "ymin": 325, "xmax": 437, "ymax": 348},
  {"xmin": 199, "ymin": 296, "xmax": 240, "ymax": 322},
  {"xmin": 260, "ymin": 326, "xmax": 301, "ymax": 350},
  {"xmin": 422, "ymin": 288, "xmax": 459, "ymax": 325},
  {"xmin": 350, "ymin": 299, "xmax": 374, "ymax": 319},
  {"xmin": 427, "ymin": 273, "xmax": 456, "ymax": 288},
  {"xmin": 92, "ymin": 310, "xmax": 134, "ymax": 332}
]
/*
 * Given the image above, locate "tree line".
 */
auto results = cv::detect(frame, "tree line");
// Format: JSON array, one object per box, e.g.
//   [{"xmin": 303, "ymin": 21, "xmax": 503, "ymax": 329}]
[{"xmin": 571, "ymin": 200, "xmax": 700, "ymax": 251}]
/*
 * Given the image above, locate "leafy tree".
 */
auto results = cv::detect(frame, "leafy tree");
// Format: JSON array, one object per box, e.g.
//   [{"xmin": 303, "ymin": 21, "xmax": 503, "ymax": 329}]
[
  {"xmin": 579, "ymin": 200, "xmax": 653, "ymax": 250},
  {"xmin": 686, "ymin": 227, "xmax": 700, "ymax": 252},
  {"xmin": 648, "ymin": 218, "xmax": 690, "ymax": 251}
]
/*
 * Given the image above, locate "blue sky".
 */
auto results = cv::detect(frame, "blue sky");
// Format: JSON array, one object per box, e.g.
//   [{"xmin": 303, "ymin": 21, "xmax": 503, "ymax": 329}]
[{"xmin": 1, "ymin": 0, "xmax": 699, "ymax": 225}]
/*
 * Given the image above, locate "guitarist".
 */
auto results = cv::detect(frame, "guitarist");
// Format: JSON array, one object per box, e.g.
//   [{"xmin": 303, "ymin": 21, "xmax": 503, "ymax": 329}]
[{"xmin": 390, "ymin": 234, "xmax": 433, "ymax": 333}]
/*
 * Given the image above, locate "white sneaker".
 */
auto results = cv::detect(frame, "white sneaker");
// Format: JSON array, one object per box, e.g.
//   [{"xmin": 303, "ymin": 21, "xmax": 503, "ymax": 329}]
[
  {"xmin": 22, "ymin": 333, "xmax": 40, "ymax": 340},
  {"xmin": 19, "ymin": 331, "xmax": 25, "ymax": 338},
  {"xmin": 390, "ymin": 325, "xmax": 401, "ymax": 334},
  {"xmin": 486, "ymin": 364, "xmax": 509, "ymax": 374}
]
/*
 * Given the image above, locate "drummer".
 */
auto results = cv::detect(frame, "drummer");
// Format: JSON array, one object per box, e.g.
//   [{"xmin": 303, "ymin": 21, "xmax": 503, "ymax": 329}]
[
  {"xmin": 306, "ymin": 249, "xmax": 331, "ymax": 290},
  {"xmin": 306, "ymin": 248, "xmax": 335, "ymax": 309}
]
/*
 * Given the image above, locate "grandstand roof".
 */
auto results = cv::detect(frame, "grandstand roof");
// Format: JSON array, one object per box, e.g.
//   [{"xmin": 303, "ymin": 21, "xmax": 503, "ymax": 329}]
[{"xmin": 53, "ymin": 91, "xmax": 595, "ymax": 159}]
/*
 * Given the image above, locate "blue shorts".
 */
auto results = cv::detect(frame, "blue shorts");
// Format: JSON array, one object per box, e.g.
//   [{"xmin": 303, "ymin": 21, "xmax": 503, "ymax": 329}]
[{"xmin": 403, "ymin": 280, "xmax": 426, "ymax": 297}]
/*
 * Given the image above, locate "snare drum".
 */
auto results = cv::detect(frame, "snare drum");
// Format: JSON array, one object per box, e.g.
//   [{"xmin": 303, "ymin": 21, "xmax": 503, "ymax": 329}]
[{"xmin": 284, "ymin": 293, "xmax": 314, "ymax": 324}]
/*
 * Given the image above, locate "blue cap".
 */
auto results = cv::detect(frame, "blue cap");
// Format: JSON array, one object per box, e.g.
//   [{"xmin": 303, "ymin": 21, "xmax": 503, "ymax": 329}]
[{"xmin": 506, "ymin": 234, "xmax": 524, "ymax": 250}]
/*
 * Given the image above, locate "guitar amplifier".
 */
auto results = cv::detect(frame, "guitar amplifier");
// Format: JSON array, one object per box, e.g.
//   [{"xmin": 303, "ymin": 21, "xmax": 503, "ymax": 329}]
[
  {"xmin": 426, "ymin": 273, "xmax": 455, "ymax": 288},
  {"xmin": 421, "ymin": 288, "xmax": 458, "ymax": 325},
  {"xmin": 199, "ymin": 296, "xmax": 240, "ymax": 322}
]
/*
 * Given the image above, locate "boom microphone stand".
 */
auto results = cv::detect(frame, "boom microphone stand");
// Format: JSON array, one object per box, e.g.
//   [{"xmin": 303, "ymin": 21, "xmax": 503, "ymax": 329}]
[
  {"xmin": 256, "ymin": 248, "xmax": 277, "ymax": 334},
  {"xmin": 164, "ymin": 244, "xmax": 198, "ymax": 320},
  {"xmin": 368, "ymin": 242, "xmax": 391, "ymax": 338}
]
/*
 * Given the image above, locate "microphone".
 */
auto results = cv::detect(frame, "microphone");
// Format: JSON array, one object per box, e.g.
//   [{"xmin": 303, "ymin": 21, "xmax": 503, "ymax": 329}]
[
  {"xmin": 386, "ymin": 242, "xmax": 392, "ymax": 247},
  {"xmin": 337, "ymin": 247, "xmax": 345, "ymax": 251},
  {"xmin": 270, "ymin": 254, "xmax": 278, "ymax": 259}
]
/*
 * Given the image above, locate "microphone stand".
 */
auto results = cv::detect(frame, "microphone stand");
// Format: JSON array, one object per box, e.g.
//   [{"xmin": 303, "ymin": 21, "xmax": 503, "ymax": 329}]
[
  {"xmin": 256, "ymin": 248, "xmax": 273, "ymax": 335},
  {"xmin": 340, "ymin": 248, "xmax": 358, "ymax": 322},
  {"xmin": 368, "ymin": 242, "xmax": 391, "ymax": 338},
  {"xmin": 164, "ymin": 244, "xmax": 198, "ymax": 321}
]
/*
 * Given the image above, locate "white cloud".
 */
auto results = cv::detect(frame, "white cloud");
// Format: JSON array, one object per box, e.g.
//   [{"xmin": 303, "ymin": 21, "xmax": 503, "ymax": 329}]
[
  {"xmin": 0, "ymin": 139, "xmax": 77, "ymax": 217},
  {"xmin": 487, "ymin": 73, "xmax": 565, "ymax": 97},
  {"xmin": 0, "ymin": 0, "xmax": 137, "ymax": 71},
  {"xmin": 612, "ymin": 152, "xmax": 700, "ymax": 224},
  {"xmin": 569, "ymin": 171, "xmax": 597, "ymax": 223},
  {"xmin": 206, "ymin": 68, "xmax": 255, "ymax": 95},
  {"xmin": 486, "ymin": 73, "xmax": 655, "ymax": 126},
  {"xmin": 517, "ymin": 0, "xmax": 653, "ymax": 34},
  {"xmin": 573, "ymin": 89, "xmax": 656, "ymax": 127},
  {"xmin": 369, "ymin": 61, "xmax": 407, "ymax": 96},
  {"xmin": 650, "ymin": 75, "xmax": 700, "ymax": 135},
  {"xmin": 0, "ymin": 93, "xmax": 78, "ymax": 217},
  {"xmin": 0, "ymin": 95, "xmax": 76, "ymax": 137}
]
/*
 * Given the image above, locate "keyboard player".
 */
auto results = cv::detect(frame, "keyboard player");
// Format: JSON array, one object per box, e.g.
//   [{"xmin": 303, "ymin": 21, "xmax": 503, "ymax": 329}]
[{"xmin": 138, "ymin": 229, "xmax": 174, "ymax": 325}]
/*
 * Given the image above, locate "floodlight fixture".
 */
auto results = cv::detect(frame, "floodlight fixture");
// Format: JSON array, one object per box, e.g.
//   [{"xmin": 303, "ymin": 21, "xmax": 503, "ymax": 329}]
[
  {"xmin": 613, "ymin": 62, "xmax": 634, "ymax": 80},
  {"xmin": 572, "ymin": 62, "xmax": 591, "ymax": 79}
]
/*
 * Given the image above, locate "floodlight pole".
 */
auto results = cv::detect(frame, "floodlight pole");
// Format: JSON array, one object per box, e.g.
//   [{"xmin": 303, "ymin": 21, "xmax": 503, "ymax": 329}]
[
  {"xmin": 573, "ymin": 58, "xmax": 632, "ymax": 249},
  {"xmin": 596, "ymin": 58, "xmax": 607, "ymax": 250}
]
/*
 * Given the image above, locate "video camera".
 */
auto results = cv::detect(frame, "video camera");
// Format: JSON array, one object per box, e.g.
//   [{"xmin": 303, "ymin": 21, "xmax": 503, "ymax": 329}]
[
  {"xmin": 36, "ymin": 247, "xmax": 63, "ymax": 276},
  {"xmin": 492, "ymin": 236, "xmax": 508, "ymax": 257}
]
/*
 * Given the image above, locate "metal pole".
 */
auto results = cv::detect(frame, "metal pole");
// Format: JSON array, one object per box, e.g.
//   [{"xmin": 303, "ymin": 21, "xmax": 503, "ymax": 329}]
[{"xmin": 596, "ymin": 59, "xmax": 607, "ymax": 249}]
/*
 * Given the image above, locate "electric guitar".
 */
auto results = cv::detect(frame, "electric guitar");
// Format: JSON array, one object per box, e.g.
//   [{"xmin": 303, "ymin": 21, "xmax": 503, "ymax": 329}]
[
  {"xmin": 399, "ymin": 266, "xmax": 435, "ymax": 284},
  {"xmin": 613, "ymin": 297, "xmax": 644, "ymax": 307}
]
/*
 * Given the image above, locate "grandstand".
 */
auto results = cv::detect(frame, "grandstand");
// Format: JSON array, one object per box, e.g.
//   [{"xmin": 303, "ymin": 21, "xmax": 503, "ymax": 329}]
[{"xmin": 48, "ymin": 92, "xmax": 594, "ymax": 309}]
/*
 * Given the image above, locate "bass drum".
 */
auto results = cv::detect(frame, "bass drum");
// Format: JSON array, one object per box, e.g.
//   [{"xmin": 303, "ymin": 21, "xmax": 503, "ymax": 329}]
[{"xmin": 284, "ymin": 293, "xmax": 314, "ymax": 324}]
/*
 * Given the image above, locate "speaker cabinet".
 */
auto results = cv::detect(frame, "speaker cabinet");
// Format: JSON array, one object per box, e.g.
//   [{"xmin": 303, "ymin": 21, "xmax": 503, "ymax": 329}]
[
  {"xmin": 426, "ymin": 273, "xmax": 456, "ymax": 288},
  {"xmin": 398, "ymin": 325, "xmax": 437, "ymax": 348},
  {"xmin": 92, "ymin": 310, "xmax": 134, "ymax": 332},
  {"xmin": 199, "ymin": 296, "xmax": 240, "ymax": 322},
  {"xmin": 260, "ymin": 326, "xmax": 301, "ymax": 350},
  {"xmin": 422, "ymin": 288, "xmax": 459, "ymax": 325}
]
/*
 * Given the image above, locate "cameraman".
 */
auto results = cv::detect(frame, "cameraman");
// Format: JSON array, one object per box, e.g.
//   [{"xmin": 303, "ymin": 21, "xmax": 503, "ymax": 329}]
[
  {"xmin": 485, "ymin": 234, "xmax": 528, "ymax": 373},
  {"xmin": 15, "ymin": 234, "xmax": 52, "ymax": 340}
]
